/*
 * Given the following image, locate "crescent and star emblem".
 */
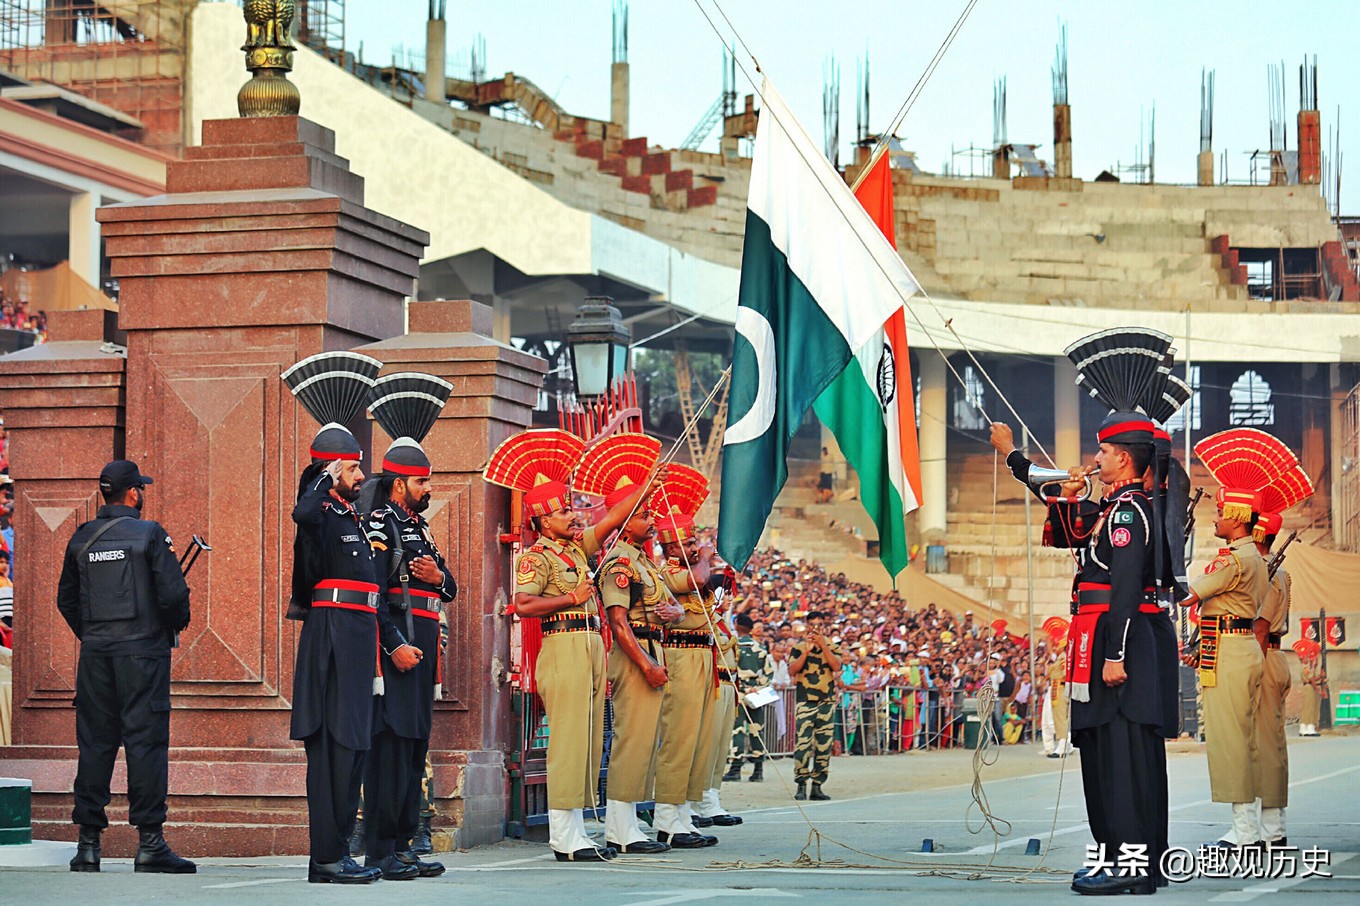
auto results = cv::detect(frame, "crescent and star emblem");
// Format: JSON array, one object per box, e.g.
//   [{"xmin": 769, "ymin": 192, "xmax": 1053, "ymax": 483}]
[{"xmin": 724, "ymin": 307, "xmax": 777, "ymax": 446}]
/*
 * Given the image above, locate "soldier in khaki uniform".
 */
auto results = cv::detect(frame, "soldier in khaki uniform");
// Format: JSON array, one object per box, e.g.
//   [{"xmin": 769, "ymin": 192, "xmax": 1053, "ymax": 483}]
[
  {"xmin": 692, "ymin": 593, "xmax": 742, "ymax": 826},
  {"xmin": 1180, "ymin": 479, "xmax": 1270, "ymax": 848},
  {"xmin": 652, "ymin": 513, "xmax": 727, "ymax": 844},
  {"xmin": 1296, "ymin": 641, "xmax": 1324, "ymax": 736},
  {"xmin": 790, "ymin": 611, "xmax": 842, "ymax": 801},
  {"xmin": 485, "ymin": 429, "xmax": 663, "ymax": 863},
  {"xmin": 1046, "ymin": 631, "xmax": 1070, "ymax": 757},
  {"xmin": 1252, "ymin": 511, "xmax": 1292, "ymax": 846},
  {"xmin": 597, "ymin": 478, "xmax": 685, "ymax": 854}
]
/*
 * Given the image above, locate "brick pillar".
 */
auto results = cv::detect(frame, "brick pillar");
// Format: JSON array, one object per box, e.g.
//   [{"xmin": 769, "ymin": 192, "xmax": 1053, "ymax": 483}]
[
  {"xmin": 357, "ymin": 300, "xmax": 546, "ymax": 849},
  {"xmin": 1053, "ymin": 104, "xmax": 1072, "ymax": 179},
  {"xmin": 0, "ymin": 115, "xmax": 428, "ymax": 857}
]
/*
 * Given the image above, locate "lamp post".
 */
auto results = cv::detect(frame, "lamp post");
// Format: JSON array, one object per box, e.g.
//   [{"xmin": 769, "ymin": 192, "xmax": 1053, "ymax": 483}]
[{"xmin": 566, "ymin": 296, "xmax": 631, "ymax": 401}]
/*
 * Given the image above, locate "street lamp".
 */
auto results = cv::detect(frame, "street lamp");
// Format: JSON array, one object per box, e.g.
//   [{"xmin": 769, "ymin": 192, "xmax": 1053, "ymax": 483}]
[{"xmin": 566, "ymin": 296, "xmax": 631, "ymax": 400}]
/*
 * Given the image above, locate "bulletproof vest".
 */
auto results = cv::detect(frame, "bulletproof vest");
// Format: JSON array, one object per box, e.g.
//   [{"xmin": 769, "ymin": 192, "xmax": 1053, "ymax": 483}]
[{"xmin": 76, "ymin": 518, "xmax": 164, "ymax": 646}]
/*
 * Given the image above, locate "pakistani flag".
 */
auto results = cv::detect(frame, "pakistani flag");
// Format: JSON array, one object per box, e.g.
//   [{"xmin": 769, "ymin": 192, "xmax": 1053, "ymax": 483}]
[{"xmin": 718, "ymin": 78, "xmax": 921, "ymax": 571}]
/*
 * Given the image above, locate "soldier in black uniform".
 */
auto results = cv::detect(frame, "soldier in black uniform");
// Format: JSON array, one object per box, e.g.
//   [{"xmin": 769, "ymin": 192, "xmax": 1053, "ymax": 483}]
[
  {"xmin": 57, "ymin": 459, "xmax": 195, "ymax": 874},
  {"xmin": 359, "ymin": 373, "xmax": 455, "ymax": 880},
  {"xmin": 284, "ymin": 353, "xmax": 421, "ymax": 884}
]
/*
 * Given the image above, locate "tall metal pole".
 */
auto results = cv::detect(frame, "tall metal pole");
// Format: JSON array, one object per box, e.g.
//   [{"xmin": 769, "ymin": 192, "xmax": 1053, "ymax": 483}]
[
  {"xmin": 1318, "ymin": 606, "xmax": 1333, "ymax": 730},
  {"xmin": 1023, "ymin": 426, "xmax": 1037, "ymax": 742}
]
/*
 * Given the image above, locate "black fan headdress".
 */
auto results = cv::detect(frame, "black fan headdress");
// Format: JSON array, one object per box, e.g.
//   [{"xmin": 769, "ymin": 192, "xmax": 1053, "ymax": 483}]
[
  {"xmin": 369, "ymin": 372, "xmax": 453, "ymax": 477},
  {"xmin": 282, "ymin": 351, "xmax": 383, "ymax": 461}
]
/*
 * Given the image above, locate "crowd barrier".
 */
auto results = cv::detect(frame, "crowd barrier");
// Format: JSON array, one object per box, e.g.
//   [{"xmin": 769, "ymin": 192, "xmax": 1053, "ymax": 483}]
[{"xmin": 757, "ymin": 686, "xmax": 968, "ymax": 758}]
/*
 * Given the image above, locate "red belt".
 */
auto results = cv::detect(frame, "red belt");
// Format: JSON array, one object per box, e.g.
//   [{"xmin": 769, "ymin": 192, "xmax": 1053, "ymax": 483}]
[
  {"xmin": 1077, "ymin": 602, "xmax": 1163, "ymax": 616},
  {"xmin": 412, "ymin": 608, "xmax": 441, "ymax": 620},
  {"xmin": 313, "ymin": 579, "xmax": 380, "ymax": 610},
  {"xmin": 388, "ymin": 587, "xmax": 441, "ymax": 599},
  {"xmin": 311, "ymin": 600, "xmax": 377, "ymax": 614}
]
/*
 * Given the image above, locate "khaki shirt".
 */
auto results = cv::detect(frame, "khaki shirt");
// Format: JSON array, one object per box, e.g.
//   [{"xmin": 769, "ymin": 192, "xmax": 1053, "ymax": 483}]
[
  {"xmin": 1047, "ymin": 653, "xmax": 1067, "ymax": 701},
  {"xmin": 513, "ymin": 527, "xmax": 601, "ymax": 616},
  {"xmin": 1260, "ymin": 566, "xmax": 1290, "ymax": 635},
  {"xmin": 660, "ymin": 558, "xmax": 713, "ymax": 631},
  {"xmin": 598, "ymin": 539, "xmax": 668, "ymax": 626},
  {"xmin": 1190, "ymin": 535, "xmax": 1269, "ymax": 620}
]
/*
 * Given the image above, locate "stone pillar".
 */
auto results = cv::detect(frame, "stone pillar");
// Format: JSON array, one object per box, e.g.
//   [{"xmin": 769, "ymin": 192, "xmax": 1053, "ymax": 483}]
[
  {"xmin": 358, "ymin": 299, "xmax": 546, "ymax": 849},
  {"xmin": 426, "ymin": 13, "xmax": 447, "ymax": 103},
  {"xmin": 1197, "ymin": 150, "xmax": 1214, "ymax": 186},
  {"xmin": 0, "ymin": 309, "xmax": 125, "ymax": 758},
  {"xmin": 1053, "ymin": 104, "xmax": 1072, "ymax": 179},
  {"xmin": 67, "ymin": 191, "xmax": 100, "ymax": 286},
  {"xmin": 0, "ymin": 115, "xmax": 428, "ymax": 857},
  {"xmin": 918, "ymin": 353, "xmax": 948, "ymax": 542},
  {"xmin": 611, "ymin": 62, "xmax": 630, "ymax": 138},
  {"xmin": 1053, "ymin": 357, "xmax": 1082, "ymax": 469}
]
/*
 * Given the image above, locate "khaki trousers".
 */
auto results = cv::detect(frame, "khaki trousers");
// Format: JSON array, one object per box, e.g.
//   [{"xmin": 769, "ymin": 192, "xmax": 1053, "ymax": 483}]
[
  {"xmin": 1052, "ymin": 687, "xmax": 1070, "ymax": 744},
  {"xmin": 653, "ymin": 646, "xmax": 714, "ymax": 804},
  {"xmin": 537, "ymin": 631, "xmax": 607, "ymax": 810},
  {"xmin": 707, "ymin": 683, "xmax": 737, "ymax": 789},
  {"xmin": 606, "ymin": 644, "xmax": 666, "ymax": 803},
  {"xmin": 1203, "ymin": 634, "xmax": 1262, "ymax": 803},
  {"xmin": 1253, "ymin": 650, "xmax": 1290, "ymax": 808}
]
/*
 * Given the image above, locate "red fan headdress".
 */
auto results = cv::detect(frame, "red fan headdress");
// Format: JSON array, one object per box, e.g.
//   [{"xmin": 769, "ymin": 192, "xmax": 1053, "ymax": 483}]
[
  {"xmin": 574, "ymin": 433, "xmax": 662, "ymax": 508},
  {"xmin": 1253, "ymin": 463, "xmax": 1314, "ymax": 543},
  {"xmin": 653, "ymin": 464, "xmax": 709, "ymax": 544},
  {"xmin": 1194, "ymin": 428, "xmax": 1300, "ymax": 523},
  {"xmin": 483, "ymin": 429, "xmax": 585, "ymax": 517}
]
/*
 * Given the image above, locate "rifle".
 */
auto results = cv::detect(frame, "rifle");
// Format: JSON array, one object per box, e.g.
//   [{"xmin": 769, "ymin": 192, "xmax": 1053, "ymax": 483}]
[
  {"xmin": 174, "ymin": 535, "xmax": 210, "ymax": 649},
  {"xmin": 1184, "ymin": 487, "xmax": 1205, "ymax": 540},
  {"xmin": 1267, "ymin": 530, "xmax": 1298, "ymax": 580}
]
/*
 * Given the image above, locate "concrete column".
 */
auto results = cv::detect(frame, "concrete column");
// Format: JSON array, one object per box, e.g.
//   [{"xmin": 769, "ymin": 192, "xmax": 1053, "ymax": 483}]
[
  {"xmin": 1053, "ymin": 104, "xmax": 1072, "ymax": 179},
  {"xmin": 611, "ymin": 62, "xmax": 630, "ymax": 137},
  {"xmin": 425, "ymin": 15, "xmax": 446, "ymax": 102},
  {"xmin": 918, "ymin": 353, "xmax": 948, "ymax": 542},
  {"xmin": 1053, "ymin": 357, "xmax": 1082, "ymax": 469},
  {"xmin": 68, "ymin": 191, "xmax": 100, "ymax": 286},
  {"xmin": 1197, "ymin": 150, "xmax": 1214, "ymax": 186},
  {"xmin": 1330, "ymin": 364, "xmax": 1347, "ymax": 548}
]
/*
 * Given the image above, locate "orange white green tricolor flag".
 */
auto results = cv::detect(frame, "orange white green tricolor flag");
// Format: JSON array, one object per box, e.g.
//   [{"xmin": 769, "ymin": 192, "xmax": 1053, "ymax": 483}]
[{"xmin": 811, "ymin": 148, "xmax": 923, "ymax": 576}]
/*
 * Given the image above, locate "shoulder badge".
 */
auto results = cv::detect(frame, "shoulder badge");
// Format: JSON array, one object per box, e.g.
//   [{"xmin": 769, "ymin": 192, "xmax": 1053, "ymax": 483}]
[
  {"xmin": 1113, "ymin": 510, "xmax": 1134, "ymax": 525},
  {"xmin": 615, "ymin": 573, "xmax": 630, "ymax": 589}
]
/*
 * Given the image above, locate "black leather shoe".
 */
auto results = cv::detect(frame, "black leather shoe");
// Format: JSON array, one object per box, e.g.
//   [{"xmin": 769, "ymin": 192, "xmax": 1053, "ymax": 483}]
[
  {"xmin": 722, "ymin": 764, "xmax": 742, "ymax": 782},
  {"xmin": 394, "ymin": 849, "xmax": 445, "ymax": 877},
  {"xmin": 348, "ymin": 817, "xmax": 365, "ymax": 857},
  {"xmin": 70, "ymin": 826, "xmax": 101, "ymax": 872},
  {"xmin": 656, "ymin": 830, "xmax": 708, "ymax": 848},
  {"xmin": 1071, "ymin": 869, "xmax": 1155, "ymax": 895},
  {"xmin": 133, "ymin": 826, "xmax": 196, "ymax": 874},
  {"xmin": 607, "ymin": 839, "xmax": 670, "ymax": 854},
  {"xmin": 711, "ymin": 814, "xmax": 742, "ymax": 826},
  {"xmin": 810, "ymin": 784, "xmax": 831, "ymax": 801},
  {"xmin": 410, "ymin": 816, "xmax": 434, "ymax": 855},
  {"xmin": 1265, "ymin": 837, "xmax": 1287, "ymax": 848},
  {"xmin": 553, "ymin": 846, "xmax": 616, "ymax": 862},
  {"xmin": 367, "ymin": 854, "xmax": 420, "ymax": 880},
  {"xmin": 749, "ymin": 764, "xmax": 764, "ymax": 782},
  {"xmin": 308, "ymin": 858, "xmax": 377, "ymax": 884},
  {"xmin": 698, "ymin": 833, "xmax": 719, "ymax": 847},
  {"xmin": 691, "ymin": 814, "xmax": 714, "ymax": 828},
  {"xmin": 794, "ymin": 782, "xmax": 807, "ymax": 801}
]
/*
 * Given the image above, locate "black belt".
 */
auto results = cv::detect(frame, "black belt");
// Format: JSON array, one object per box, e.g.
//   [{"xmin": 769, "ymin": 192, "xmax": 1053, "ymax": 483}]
[
  {"xmin": 542, "ymin": 615, "xmax": 601, "ymax": 635},
  {"xmin": 1075, "ymin": 585, "xmax": 1156, "ymax": 607},
  {"xmin": 1268, "ymin": 632, "xmax": 1284, "ymax": 646},
  {"xmin": 1222, "ymin": 617, "xmax": 1256, "ymax": 631},
  {"xmin": 628, "ymin": 621, "xmax": 665, "ymax": 642},
  {"xmin": 312, "ymin": 588, "xmax": 380, "ymax": 607},
  {"xmin": 664, "ymin": 629, "xmax": 714, "ymax": 648}
]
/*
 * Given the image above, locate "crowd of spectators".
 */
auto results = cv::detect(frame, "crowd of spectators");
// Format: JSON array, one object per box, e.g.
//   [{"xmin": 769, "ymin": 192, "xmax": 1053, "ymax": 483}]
[
  {"xmin": 0, "ymin": 287, "xmax": 48, "ymax": 341},
  {"xmin": 721, "ymin": 541, "xmax": 1054, "ymax": 750}
]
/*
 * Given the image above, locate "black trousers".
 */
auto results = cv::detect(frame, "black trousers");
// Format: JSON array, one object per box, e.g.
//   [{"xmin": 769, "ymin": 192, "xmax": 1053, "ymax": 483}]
[
  {"xmin": 1074, "ymin": 715, "xmax": 1167, "ymax": 880},
  {"xmin": 363, "ymin": 727, "xmax": 428, "ymax": 859},
  {"xmin": 303, "ymin": 662, "xmax": 366, "ymax": 864},
  {"xmin": 72, "ymin": 653, "xmax": 170, "ymax": 829}
]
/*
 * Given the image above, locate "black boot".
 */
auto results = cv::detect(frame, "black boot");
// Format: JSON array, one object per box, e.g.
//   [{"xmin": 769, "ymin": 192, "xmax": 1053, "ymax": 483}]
[
  {"xmin": 810, "ymin": 784, "xmax": 831, "ymax": 801},
  {"xmin": 794, "ymin": 781, "xmax": 807, "ymax": 801},
  {"xmin": 394, "ymin": 849, "xmax": 446, "ymax": 877},
  {"xmin": 750, "ymin": 762, "xmax": 764, "ymax": 782},
  {"xmin": 69, "ymin": 826, "xmax": 101, "ymax": 872},
  {"xmin": 134, "ymin": 826, "xmax": 197, "ymax": 874},
  {"xmin": 410, "ymin": 815, "xmax": 434, "ymax": 855},
  {"xmin": 722, "ymin": 763, "xmax": 742, "ymax": 783},
  {"xmin": 348, "ymin": 817, "xmax": 365, "ymax": 857}
]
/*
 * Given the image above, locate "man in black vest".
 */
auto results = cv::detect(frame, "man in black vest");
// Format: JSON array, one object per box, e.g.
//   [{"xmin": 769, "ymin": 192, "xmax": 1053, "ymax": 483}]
[{"xmin": 56, "ymin": 459, "xmax": 195, "ymax": 874}]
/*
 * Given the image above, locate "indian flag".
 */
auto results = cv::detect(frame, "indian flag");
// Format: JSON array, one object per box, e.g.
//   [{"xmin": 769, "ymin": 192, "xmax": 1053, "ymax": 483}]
[
  {"xmin": 813, "ymin": 151, "xmax": 923, "ymax": 576},
  {"xmin": 718, "ymin": 77, "xmax": 922, "ymax": 572}
]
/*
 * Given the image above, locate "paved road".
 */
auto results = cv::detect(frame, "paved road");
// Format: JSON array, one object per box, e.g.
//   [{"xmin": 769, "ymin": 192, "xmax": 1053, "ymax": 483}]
[{"xmin": 2, "ymin": 734, "xmax": 1356, "ymax": 904}]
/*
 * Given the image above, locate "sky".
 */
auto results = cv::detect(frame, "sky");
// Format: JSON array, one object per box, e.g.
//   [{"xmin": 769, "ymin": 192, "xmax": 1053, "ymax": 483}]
[{"xmin": 347, "ymin": 0, "xmax": 1360, "ymax": 212}]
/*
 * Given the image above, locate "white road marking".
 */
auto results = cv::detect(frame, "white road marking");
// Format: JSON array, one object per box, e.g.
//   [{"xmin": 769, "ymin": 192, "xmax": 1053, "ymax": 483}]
[
  {"xmin": 202, "ymin": 878, "xmax": 303, "ymax": 889},
  {"xmin": 1207, "ymin": 852, "xmax": 1355, "ymax": 902}
]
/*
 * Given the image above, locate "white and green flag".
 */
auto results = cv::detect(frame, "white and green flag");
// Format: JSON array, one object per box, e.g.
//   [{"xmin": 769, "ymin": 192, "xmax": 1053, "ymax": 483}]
[{"xmin": 718, "ymin": 77, "xmax": 921, "ymax": 571}]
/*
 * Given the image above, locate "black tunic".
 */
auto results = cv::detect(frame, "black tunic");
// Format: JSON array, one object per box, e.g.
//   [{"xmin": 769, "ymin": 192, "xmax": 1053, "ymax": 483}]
[
  {"xmin": 365, "ymin": 503, "xmax": 458, "ymax": 740},
  {"xmin": 289, "ymin": 472, "xmax": 403, "ymax": 751}
]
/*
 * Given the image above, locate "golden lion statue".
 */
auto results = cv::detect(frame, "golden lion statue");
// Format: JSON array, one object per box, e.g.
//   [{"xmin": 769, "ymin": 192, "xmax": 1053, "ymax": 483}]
[{"xmin": 244, "ymin": 0, "xmax": 296, "ymax": 50}]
